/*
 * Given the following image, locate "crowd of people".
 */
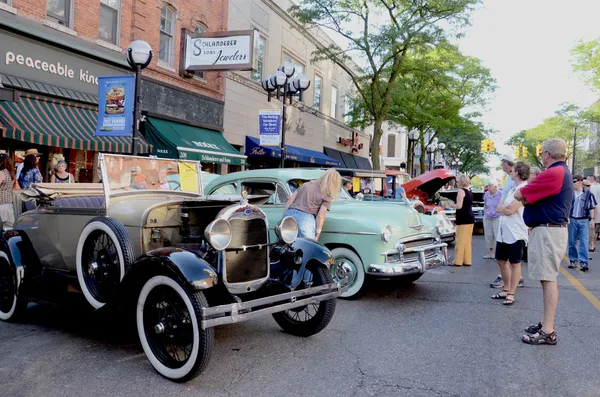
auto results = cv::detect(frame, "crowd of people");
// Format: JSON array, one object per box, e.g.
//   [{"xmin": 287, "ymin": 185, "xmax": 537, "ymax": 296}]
[
  {"xmin": 449, "ymin": 138, "xmax": 596, "ymax": 345},
  {"xmin": 0, "ymin": 148, "xmax": 76, "ymax": 229}
]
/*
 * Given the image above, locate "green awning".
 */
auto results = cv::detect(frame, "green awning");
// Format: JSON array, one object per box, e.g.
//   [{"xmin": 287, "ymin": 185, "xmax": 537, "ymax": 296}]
[{"xmin": 144, "ymin": 117, "xmax": 246, "ymax": 165}]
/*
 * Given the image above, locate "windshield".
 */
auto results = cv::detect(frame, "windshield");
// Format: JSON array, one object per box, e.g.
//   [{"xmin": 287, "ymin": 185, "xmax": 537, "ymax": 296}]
[
  {"xmin": 287, "ymin": 178, "xmax": 352, "ymax": 200},
  {"xmin": 100, "ymin": 154, "xmax": 203, "ymax": 196}
]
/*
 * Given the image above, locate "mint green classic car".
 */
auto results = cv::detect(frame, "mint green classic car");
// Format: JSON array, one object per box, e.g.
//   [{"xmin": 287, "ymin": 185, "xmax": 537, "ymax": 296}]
[{"xmin": 206, "ymin": 169, "xmax": 448, "ymax": 298}]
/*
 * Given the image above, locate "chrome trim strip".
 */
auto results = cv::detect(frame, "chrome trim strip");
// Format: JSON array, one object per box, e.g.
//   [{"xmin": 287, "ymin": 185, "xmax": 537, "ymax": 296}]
[
  {"xmin": 200, "ymin": 282, "xmax": 344, "ymax": 328},
  {"xmin": 321, "ymin": 231, "xmax": 378, "ymax": 236}
]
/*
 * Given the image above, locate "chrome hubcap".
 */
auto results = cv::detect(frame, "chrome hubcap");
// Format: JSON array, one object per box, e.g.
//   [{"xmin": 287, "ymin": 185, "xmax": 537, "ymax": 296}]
[
  {"xmin": 88, "ymin": 262, "xmax": 99, "ymax": 276},
  {"xmin": 154, "ymin": 322, "xmax": 165, "ymax": 335},
  {"xmin": 335, "ymin": 260, "xmax": 356, "ymax": 285}
]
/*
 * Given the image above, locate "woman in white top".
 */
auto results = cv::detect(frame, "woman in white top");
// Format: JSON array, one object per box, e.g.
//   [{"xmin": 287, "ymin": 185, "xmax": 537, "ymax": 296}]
[{"xmin": 491, "ymin": 161, "xmax": 530, "ymax": 305}]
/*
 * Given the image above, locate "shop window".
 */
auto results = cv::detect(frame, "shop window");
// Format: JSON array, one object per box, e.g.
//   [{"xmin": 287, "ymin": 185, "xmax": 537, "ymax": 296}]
[
  {"xmin": 330, "ymin": 86, "xmax": 338, "ymax": 119},
  {"xmin": 387, "ymin": 134, "xmax": 396, "ymax": 157},
  {"xmin": 313, "ymin": 74, "xmax": 322, "ymax": 110},
  {"xmin": 193, "ymin": 23, "xmax": 207, "ymax": 80},
  {"xmin": 1, "ymin": 0, "xmax": 12, "ymax": 5},
  {"xmin": 47, "ymin": 0, "xmax": 72, "ymax": 27},
  {"xmin": 99, "ymin": 0, "xmax": 120, "ymax": 45},
  {"xmin": 251, "ymin": 35, "xmax": 266, "ymax": 82},
  {"xmin": 159, "ymin": 6, "xmax": 176, "ymax": 66}
]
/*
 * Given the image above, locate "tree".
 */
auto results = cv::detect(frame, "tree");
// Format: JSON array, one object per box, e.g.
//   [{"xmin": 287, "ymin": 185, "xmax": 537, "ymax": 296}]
[
  {"xmin": 436, "ymin": 120, "xmax": 489, "ymax": 177},
  {"xmin": 290, "ymin": 0, "xmax": 480, "ymax": 169},
  {"xmin": 384, "ymin": 41, "xmax": 495, "ymax": 171},
  {"xmin": 572, "ymin": 38, "xmax": 600, "ymax": 91}
]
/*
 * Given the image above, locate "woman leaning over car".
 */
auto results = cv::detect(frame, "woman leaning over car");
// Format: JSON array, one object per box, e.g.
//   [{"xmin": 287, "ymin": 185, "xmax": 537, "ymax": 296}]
[
  {"xmin": 283, "ymin": 169, "xmax": 341, "ymax": 241},
  {"xmin": 0, "ymin": 153, "xmax": 16, "ymax": 228},
  {"xmin": 447, "ymin": 174, "xmax": 474, "ymax": 266},
  {"xmin": 18, "ymin": 154, "xmax": 42, "ymax": 189},
  {"xmin": 492, "ymin": 161, "xmax": 530, "ymax": 306}
]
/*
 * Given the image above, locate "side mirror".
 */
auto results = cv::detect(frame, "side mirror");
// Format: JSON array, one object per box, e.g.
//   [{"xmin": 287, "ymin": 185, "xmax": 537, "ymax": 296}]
[{"xmin": 356, "ymin": 193, "xmax": 364, "ymax": 201}]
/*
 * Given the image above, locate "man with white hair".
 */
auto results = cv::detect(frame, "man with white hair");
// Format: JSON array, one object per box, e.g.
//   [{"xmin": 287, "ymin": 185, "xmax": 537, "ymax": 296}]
[
  {"xmin": 515, "ymin": 138, "xmax": 572, "ymax": 345},
  {"xmin": 483, "ymin": 179, "xmax": 502, "ymax": 259},
  {"xmin": 490, "ymin": 153, "xmax": 524, "ymax": 288}
]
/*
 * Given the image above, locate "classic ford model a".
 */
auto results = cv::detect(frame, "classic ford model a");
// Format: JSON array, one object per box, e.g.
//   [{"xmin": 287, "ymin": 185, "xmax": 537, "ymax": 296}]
[{"xmin": 0, "ymin": 154, "xmax": 343, "ymax": 382}]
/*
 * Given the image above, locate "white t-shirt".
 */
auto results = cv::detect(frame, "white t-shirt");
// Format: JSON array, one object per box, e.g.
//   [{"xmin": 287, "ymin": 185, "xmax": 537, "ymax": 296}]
[
  {"xmin": 589, "ymin": 183, "xmax": 600, "ymax": 223},
  {"xmin": 496, "ymin": 182, "xmax": 528, "ymax": 244},
  {"xmin": 501, "ymin": 176, "xmax": 516, "ymax": 202},
  {"xmin": 15, "ymin": 162, "xmax": 24, "ymax": 181}
]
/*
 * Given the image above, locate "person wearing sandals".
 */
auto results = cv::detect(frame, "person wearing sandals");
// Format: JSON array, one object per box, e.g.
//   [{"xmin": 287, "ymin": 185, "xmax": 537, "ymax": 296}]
[
  {"xmin": 491, "ymin": 161, "xmax": 530, "ymax": 306},
  {"xmin": 483, "ymin": 179, "xmax": 501, "ymax": 259},
  {"xmin": 446, "ymin": 174, "xmax": 474, "ymax": 266},
  {"xmin": 514, "ymin": 138, "xmax": 573, "ymax": 345}
]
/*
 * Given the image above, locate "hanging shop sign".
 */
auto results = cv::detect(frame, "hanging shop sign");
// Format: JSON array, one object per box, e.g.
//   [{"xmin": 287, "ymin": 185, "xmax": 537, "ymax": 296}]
[
  {"xmin": 258, "ymin": 109, "xmax": 281, "ymax": 146},
  {"xmin": 181, "ymin": 29, "xmax": 256, "ymax": 73},
  {"xmin": 95, "ymin": 75, "xmax": 135, "ymax": 137}
]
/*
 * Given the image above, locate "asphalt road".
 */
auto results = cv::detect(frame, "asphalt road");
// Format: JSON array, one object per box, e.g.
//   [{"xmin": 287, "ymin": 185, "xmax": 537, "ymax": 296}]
[{"xmin": 1, "ymin": 235, "xmax": 599, "ymax": 397}]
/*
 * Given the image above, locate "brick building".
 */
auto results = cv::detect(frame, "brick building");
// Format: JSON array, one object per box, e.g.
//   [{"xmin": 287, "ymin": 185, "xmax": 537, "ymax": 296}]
[{"xmin": 0, "ymin": 0, "xmax": 243, "ymax": 180}]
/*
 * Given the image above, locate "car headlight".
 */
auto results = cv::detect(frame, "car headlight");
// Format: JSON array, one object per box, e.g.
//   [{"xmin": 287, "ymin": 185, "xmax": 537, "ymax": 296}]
[
  {"xmin": 204, "ymin": 218, "xmax": 232, "ymax": 251},
  {"xmin": 381, "ymin": 225, "xmax": 393, "ymax": 242},
  {"xmin": 275, "ymin": 216, "xmax": 298, "ymax": 244}
]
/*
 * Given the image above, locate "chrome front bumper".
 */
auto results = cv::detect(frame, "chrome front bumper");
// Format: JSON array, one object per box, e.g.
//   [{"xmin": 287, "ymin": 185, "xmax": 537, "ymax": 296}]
[
  {"xmin": 200, "ymin": 282, "xmax": 346, "ymax": 329},
  {"xmin": 367, "ymin": 243, "xmax": 448, "ymax": 276}
]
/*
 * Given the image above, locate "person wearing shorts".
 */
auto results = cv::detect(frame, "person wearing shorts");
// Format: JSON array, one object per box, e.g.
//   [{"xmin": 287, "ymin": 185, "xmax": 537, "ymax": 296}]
[
  {"xmin": 491, "ymin": 161, "xmax": 530, "ymax": 306},
  {"xmin": 514, "ymin": 138, "xmax": 573, "ymax": 345}
]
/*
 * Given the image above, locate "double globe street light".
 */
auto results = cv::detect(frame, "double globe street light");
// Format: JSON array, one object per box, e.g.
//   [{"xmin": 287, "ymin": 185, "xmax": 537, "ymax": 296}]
[
  {"xmin": 407, "ymin": 129, "xmax": 420, "ymax": 177},
  {"xmin": 126, "ymin": 40, "xmax": 153, "ymax": 156},
  {"xmin": 426, "ymin": 138, "xmax": 446, "ymax": 171},
  {"xmin": 451, "ymin": 157, "xmax": 463, "ymax": 172},
  {"xmin": 261, "ymin": 64, "xmax": 311, "ymax": 168}
]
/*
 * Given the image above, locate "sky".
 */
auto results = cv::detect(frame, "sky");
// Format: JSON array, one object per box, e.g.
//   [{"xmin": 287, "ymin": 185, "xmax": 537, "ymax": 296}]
[{"xmin": 457, "ymin": 0, "xmax": 600, "ymax": 149}]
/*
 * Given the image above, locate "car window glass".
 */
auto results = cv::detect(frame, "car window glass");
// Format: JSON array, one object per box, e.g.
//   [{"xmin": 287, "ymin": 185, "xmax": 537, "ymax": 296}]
[
  {"xmin": 241, "ymin": 182, "xmax": 278, "ymax": 205},
  {"xmin": 211, "ymin": 183, "xmax": 237, "ymax": 195}
]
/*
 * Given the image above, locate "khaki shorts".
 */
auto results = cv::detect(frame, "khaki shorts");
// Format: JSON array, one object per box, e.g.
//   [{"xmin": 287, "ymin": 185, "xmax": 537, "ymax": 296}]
[
  {"xmin": 0, "ymin": 203, "xmax": 15, "ymax": 229},
  {"xmin": 528, "ymin": 226, "xmax": 568, "ymax": 281}
]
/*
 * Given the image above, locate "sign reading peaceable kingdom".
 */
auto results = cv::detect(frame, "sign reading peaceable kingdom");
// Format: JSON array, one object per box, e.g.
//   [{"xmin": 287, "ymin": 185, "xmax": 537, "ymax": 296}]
[{"xmin": 184, "ymin": 30, "xmax": 256, "ymax": 72}]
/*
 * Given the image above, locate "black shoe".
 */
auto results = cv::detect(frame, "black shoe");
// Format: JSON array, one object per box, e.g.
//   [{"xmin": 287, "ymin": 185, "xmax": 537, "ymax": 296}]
[
  {"xmin": 568, "ymin": 262, "xmax": 577, "ymax": 269},
  {"xmin": 581, "ymin": 265, "xmax": 590, "ymax": 272}
]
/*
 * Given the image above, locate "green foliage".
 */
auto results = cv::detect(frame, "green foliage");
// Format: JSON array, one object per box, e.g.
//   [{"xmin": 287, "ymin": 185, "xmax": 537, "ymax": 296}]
[
  {"xmin": 289, "ymin": 0, "xmax": 481, "ymax": 169},
  {"xmin": 436, "ymin": 120, "xmax": 490, "ymax": 177},
  {"xmin": 572, "ymin": 38, "xmax": 600, "ymax": 91}
]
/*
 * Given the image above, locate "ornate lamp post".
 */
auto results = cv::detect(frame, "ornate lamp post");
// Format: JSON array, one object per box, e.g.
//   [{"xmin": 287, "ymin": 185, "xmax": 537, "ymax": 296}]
[
  {"xmin": 451, "ymin": 157, "xmax": 462, "ymax": 172},
  {"xmin": 437, "ymin": 142, "xmax": 446, "ymax": 168},
  {"xmin": 261, "ymin": 64, "xmax": 311, "ymax": 168},
  {"xmin": 407, "ymin": 129, "xmax": 419, "ymax": 177},
  {"xmin": 426, "ymin": 142, "xmax": 437, "ymax": 171},
  {"xmin": 126, "ymin": 40, "xmax": 153, "ymax": 156}
]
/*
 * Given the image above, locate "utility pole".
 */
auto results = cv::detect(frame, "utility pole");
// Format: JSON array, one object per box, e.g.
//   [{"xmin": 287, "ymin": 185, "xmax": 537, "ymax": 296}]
[{"xmin": 572, "ymin": 126, "xmax": 577, "ymax": 173}]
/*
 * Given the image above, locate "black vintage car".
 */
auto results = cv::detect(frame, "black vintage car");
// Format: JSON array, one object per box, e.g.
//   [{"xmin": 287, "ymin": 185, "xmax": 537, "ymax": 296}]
[{"xmin": 0, "ymin": 154, "xmax": 344, "ymax": 382}]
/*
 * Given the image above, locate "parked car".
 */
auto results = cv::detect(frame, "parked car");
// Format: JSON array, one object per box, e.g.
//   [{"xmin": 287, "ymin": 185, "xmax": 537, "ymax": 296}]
[
  {"xmin": 438, "ymin": 189, "xmax": 485, "ymax": 228},
  {"xmin": 0, "ymin": 154, "xmax": 344, "ymax": 382},
  {"xmin": 205, "ymin": 169, "xmax": 449, "ymax": 299},
  {"xmin": 335, "ymin": 168, "xmax": 455, "ymax": 245}
]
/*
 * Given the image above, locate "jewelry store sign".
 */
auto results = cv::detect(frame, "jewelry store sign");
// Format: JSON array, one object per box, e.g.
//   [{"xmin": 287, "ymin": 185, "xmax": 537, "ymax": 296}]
[{"xmin": 181, "ymin": 29, "xmax": 257, "ymax": 72}]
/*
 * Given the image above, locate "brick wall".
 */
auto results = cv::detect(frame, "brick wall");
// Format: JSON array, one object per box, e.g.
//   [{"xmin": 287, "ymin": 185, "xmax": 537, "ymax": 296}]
[{"xmin": 10, "ymin": 0, "xmax": 227, "ymax": 101}]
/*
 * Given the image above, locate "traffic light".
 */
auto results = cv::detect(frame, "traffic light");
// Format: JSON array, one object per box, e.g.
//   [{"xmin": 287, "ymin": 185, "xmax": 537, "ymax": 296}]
[
  {"xmin": 480, "ymin": 139, "xmax": 488, "ymax": 152},
  {"xmin": 536, "ymin": 144, "xmax": 543, "ymax": 156},
  {"xmin": 522, "ymin": 146, "xmax": 528, "ymax": 158},
  {"xmin": 513, "ymin": 145, "xmax": 520, "ymax": 158},
  {"xmin": 489, "ymin": 140, "xmax": 495, "ymax": 153}
]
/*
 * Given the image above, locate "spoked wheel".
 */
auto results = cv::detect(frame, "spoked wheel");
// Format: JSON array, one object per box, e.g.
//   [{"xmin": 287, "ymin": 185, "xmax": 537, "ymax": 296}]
[
  {"xmin": 0, "ymin": 252, "xmax": 26, "ymax": 322},
  {"xmin": 272, "ymin": 266, "xmax": 337, "ymax": 337},
  {"xmin": 76, "ymin": 218, "xmax": 134, "ymax": 309},
  {"xmin": 330, "ymin": 247, "xmax": 365, "ymax": 299},
  {"xmin": 137, "ymin": 276, "xmax": 213, "ymax": 382}
]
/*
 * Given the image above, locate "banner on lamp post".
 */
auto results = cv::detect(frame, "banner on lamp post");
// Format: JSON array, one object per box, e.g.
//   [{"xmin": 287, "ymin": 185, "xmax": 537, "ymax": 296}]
[
  {"xmin": 259, "ymin": 109, "xmax": 281, "ymax": 146},
  {"xmin": 95, "ymin": 75, "xmax": 135, "ymax": 137}
]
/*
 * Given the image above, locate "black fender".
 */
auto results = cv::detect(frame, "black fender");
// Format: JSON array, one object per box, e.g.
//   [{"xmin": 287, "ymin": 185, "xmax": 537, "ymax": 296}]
[
  {"xmin": 273, "ymin": 238, "xmax": 335, "ymax": 289},
  {"xmin": 119, "ymin": 247, "xmax": 218, "ymax": 299},
  {"xmin": 0, "ymin": 230, "xmax": 43, "ymax": 298}
]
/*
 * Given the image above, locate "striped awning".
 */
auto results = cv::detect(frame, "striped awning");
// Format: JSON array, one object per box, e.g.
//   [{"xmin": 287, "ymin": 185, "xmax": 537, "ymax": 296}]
[{"xmin": 0, "ymin": 95, "xmax": 150, "ymax": 153}]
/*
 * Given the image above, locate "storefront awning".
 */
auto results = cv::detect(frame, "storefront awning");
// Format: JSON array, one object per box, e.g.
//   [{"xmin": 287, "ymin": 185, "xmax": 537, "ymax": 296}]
[
  {"xmin": 324, "ymin": 147, "xmax": 372, "ymax": 170},
  {"xmin": 145, "ymin": 117, "xmax": 246, "ymax": 165},
  {"xmin": 246, "ymin": 136, "xmax": 341, "ymax": 167},
  {"xmin": 0, "ymin": 95, "xmax": 150, "ymax": 153}
]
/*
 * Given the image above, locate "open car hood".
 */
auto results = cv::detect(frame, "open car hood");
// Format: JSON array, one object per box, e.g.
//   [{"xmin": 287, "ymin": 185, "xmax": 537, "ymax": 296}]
[{"xmin": 402, "ymin": 169, "xmax": 456, "ymax": 198}]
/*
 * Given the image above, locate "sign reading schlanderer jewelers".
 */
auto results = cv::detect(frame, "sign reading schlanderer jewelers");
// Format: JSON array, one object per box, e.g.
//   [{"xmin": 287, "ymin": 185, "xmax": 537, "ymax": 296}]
[{"xmin": 181, "ymin": 29, "xmax": 257, "ymax": 72}]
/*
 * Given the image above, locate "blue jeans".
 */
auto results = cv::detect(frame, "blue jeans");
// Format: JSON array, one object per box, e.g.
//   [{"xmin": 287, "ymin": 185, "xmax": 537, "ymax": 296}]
[
  {"xmin": 284, "ymin": 209, "xmax": 316, "ymax": 239},
  {"xmin": 568, "ymin": 218, "xmax": 589, "ymax": 265}
]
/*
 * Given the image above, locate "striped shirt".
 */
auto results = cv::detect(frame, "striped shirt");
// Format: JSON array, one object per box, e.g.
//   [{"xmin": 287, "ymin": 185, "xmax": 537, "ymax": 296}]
[{"xmin": 571, "ymin": 189, "xmax": 597, "ymax": 219}]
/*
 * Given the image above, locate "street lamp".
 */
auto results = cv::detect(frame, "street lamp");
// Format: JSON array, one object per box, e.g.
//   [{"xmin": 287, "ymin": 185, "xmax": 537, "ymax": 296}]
[
  {"xmin": 407, "ymin": 129, "xmax": 419, "ymax": 177},
  {"xmin": 451, "ymin": 157, "xmax": 462, "ymax": 172},
  {"xmin": 426, "ymin": 143, "xmax": 437, "ymax": 171},
  {"xmin": 437, "ymin": 142, "xmax": 446, "ymax": 168},
  {"xmin": 262, "ymin": 63, "xmax": 311, "ymax": 168},
  {"xmin": 126, "ymin": 40, "xmax": 153, "ymax": 156}
]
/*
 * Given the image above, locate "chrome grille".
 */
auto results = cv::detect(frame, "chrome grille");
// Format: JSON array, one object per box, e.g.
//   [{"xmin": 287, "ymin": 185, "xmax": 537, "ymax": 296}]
[
  {"xmin": 403, "ymin": 238, "xmax": 436, "ymax": 249},
  {"xmin": 225, "ymin": 216, "xmax": 268, "ymax": 285},
  {"xmin": 229, "ymin": 218, "xmax": 268, "ymax": 247}
]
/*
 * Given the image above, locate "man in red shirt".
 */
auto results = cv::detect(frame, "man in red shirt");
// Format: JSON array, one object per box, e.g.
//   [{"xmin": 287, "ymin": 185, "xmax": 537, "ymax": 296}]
[{"xmin": 514, "ymin": 138, "xmax": 572, "ymax": 345}]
